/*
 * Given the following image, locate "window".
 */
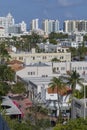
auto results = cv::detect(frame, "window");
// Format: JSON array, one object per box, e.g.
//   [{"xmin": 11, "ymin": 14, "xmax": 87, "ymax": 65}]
[
  {"xmin": 60, "ymin": 56, "xmax": 64, "ymax": 59},
  {"xmin": 79, "ymin": 67, "xmax": 82, "ymax": 70},
  {"xmin": 61, "ymin": 67, "xmax": 65, "ymax": 70},
  {"xmin": 33, "ymin": 57, "xmax": 35, "ymax": 60},
  {"xmin": 43, "ymin": 56, "xmax": 47, "ymax": 59},
  {"xmin": 19, "ymin": 57, "xmax": 23, "ymax": 60},
  {"xmin": 32, "ymin": 72, "xmax": 35, "ymax": 75},
  {"xmin": 74, "ymin": 102, "xmax": 81, "ymax": 109},
  {"xmin": 62, "ymin": 49, "xmax": 64, "ymax": 52},
  {"xmin": 28, "ymin": 72, "xmax": 35, "ymax": 75},
  {"xmin": 57, "ymin": 67, "xmax": 59, "ymax": 70},
  {"xmin": 28, "ymin": 72, "xmax": 31, "ymax": 75}
]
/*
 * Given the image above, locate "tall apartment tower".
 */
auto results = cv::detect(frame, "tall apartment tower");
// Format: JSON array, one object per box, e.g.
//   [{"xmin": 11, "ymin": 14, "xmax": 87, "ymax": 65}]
[
  {"xmin": 64, "ymin": 20, "xmax": 87, "ymax": 33},
  {"xmin": 0, "ymin": 13, "xmax": 15, "ymax": 34},
  {"xmin": 42, "ymin": 19, "xmax": 59, "ymax": 34},
  {"xmin": 30, "ymin": 19, "xmax": 39, "ymax": 30},
  {"xmin": 20, "ymin": 21, "xmax": 27, "ymax": 33}
]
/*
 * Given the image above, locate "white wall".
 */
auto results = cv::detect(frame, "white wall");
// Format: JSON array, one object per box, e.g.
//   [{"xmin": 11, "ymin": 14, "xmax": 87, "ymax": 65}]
[{"xmin": 16, "ymin": 65, "xmax": 53, "ymax": 78}]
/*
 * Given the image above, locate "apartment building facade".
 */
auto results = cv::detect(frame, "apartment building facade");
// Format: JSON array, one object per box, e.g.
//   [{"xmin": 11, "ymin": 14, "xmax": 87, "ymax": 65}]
[
  {"xmin": 30, "ymin": 19, "xmax": 39, "ymax": 30},
  {"xmin": 42, "ymin": 19, "xmax": 59, "ymax": 34},
  {"xmin": 0, "ymin": 13, "xmax": 15, "ymax": 34},
  {"xmin": 10, "ymin": 50, "xmax": 71, "ymax": 64},
  {"xmin": 71, "ymin": 98, "xmax": 87, "ymax": 119},
  {"xmin": 64, "ymin": 20, "xmax": 87, "ymax": 33}
]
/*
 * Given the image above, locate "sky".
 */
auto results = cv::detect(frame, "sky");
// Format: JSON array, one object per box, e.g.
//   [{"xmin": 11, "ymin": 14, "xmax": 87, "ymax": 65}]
[{"xmin": 0, "ymin": 0, "xmax": 87, "ymax": 29}]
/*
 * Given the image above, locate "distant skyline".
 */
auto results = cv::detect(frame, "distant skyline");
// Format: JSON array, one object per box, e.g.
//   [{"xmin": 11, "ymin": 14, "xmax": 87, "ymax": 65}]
[{"xmin": 0, "ymin": 0, "xmax": 87, "ymax": 29}]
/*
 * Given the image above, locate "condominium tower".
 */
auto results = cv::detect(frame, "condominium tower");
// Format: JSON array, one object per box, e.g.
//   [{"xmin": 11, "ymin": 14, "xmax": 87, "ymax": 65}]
[
  {"xmin": 30, "ymin": 19, "xmax": 39, "ymax": 30},
  {"xmin": 42, "ymin": 19, "xmax": 59, "ymax": 34},
  {"xmin": 19, "ymin": 21, "xmax": 27, "ymax": 33},
  {"xmin": 64, "ymin": 20, "xmax": 87, "ymax": 33},
  {"xmin": 0, "ymin": 13, "xmax": 15, "ymax": 34}
]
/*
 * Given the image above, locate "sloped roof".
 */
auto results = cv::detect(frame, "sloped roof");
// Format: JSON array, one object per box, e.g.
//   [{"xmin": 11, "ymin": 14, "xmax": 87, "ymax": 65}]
[
  {"xmin": 7, "ymin": 60, "xmax": 24, "ymax": 71},
  {"xmin": 28, "ymin": 62, "xmax": 49, "ymax": 67},
  {"xmin": 7, "ymin": 60, "xmax": 23, "ymax": 65},
  {"xmin": 10, "ymin": 65, "xmax": 24, "ymax": 71},
  {"xmin": 1, "ymin": 96, "xmax": 21, "ymax": 115},
  {"xmin": 47, "ymin": 86, "xmax": 72, "ymax": 96}
]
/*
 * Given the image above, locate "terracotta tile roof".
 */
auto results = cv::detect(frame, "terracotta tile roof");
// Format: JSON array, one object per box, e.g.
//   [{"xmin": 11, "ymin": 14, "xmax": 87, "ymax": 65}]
[
  {"xmin": 47, "ymin": 86, "xmax": 72, "ymax": 96},
  {"xmin": 10, "ymin": 65, "xmax": 24, "ymax": 71},
  {"xmin": 7, "ymin": 60, "xmax": 24, "ymax": 71},
  {"xmin": 7, "ymin": 60, "xmax": 23, "ymax": 65}
]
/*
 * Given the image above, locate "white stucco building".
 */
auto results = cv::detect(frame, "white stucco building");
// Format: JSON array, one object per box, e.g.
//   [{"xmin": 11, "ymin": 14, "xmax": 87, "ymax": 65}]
[
  {"xmin": 19, "ymin": 21, "xmax": 27, "ymax": 33},
  {"xmin": 0, "ymin": 27, "xmax": 6, "ymax": 37},
  {"xmin": 30, "ymin": 19, "xmax": 39, "ymax": 30},
  {"xmin": 16, "ymin": 61, "xmax": 87, "ymax": 116},
  {"xmin": 0, "ymin": 13, "xmax": 15, "ymax": 34},
  {"xmin": 10, "ymin": 49, "xmax": 71, "ymax": 64}
]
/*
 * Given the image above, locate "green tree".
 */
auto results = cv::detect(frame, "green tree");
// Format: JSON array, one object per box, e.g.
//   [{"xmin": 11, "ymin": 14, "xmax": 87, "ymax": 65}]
[
  {"xmin": 11, "ymin": 81, "xmax": 26, "ymax": 94},
  {"xmin": 54, "ymin": 118, "xmax": 87, "ymax": 130},
  {"xmin": 49, "ymin": 39, "xmax": 57, "ymax": 44},
  {"xmin": 49, "ymin": 77, "xmax": 66, "ymax": 122},
  {"xmin": 0, "ymin": 43, "xmax": 11, "ymax": 63},
  {"xmin": 0, "ymin": 65, "xmax": 15, "ymax": 82},
  {"xmin": 68, "ymin": 47, "xmax": 78, "ymax": 60},
  {"xmin": 77, "ymin": 42, "xmax": 86, "ymax": 60},
  {"xmin": 49, "ymin": 32, "xmax": 68, "ymax": 40},
  {"xmin": 0, "ymin": 82, "xmax": 10, "ymax": 96},
  {"xmin": 64, "ymin": 70, "xmax": 83, "ymax": 98},
  {"xmin": 3, "ymin": 66, "xmax": 15, "ymax": 82},
  {"xmin": 51, "ymin": 57, "xmax": 60, "ymax": 62},
  {"xmin": 83, "ymin": 34, "xmax": 87, "ymax": 41}
]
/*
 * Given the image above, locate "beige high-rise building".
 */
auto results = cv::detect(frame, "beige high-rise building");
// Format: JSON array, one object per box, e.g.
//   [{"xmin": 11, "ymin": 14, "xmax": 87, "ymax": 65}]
[
  {"xmin": 42, "ymin": 19, "xmax": 59, "ymax": 34},
  {"xmin": 0, "ymin": 13, "xmax": 15, "ymax": 34},
  {"xmin": 30, "ymin": 19, "xmax": 39, "ymax": 30},
  {"xmin": 64, "ymin": 20, "xmax": 87, "ymax": 33},
  {"xmin": 20, "ymin": 21, "xmax": 27, "ymax": 33}
]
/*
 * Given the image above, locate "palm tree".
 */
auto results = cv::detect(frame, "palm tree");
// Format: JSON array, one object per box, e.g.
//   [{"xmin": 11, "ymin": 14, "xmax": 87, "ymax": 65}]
[
  {"xmin": 49, "ymin": 77, "xmax": 66, "ymax": 122},
  {"xmin": 64, "ymin": 70, "xmax": 83, "ymax": 98}
]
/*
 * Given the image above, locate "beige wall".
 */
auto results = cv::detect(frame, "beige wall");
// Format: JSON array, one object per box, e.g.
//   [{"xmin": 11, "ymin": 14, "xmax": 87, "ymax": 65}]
[{"xmin": 10, "ymin": 52, "xmax": 71, "ymax": 64}]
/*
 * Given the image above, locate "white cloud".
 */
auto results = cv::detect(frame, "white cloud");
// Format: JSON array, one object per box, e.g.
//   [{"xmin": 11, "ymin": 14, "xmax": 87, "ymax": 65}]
[
  {"xmin": 57, "ymin": 0, "xmax": 83, "ymax": 7},
  {"xmin": 58, "ymin": 0, "xmax": 71, "ymax": 6}
]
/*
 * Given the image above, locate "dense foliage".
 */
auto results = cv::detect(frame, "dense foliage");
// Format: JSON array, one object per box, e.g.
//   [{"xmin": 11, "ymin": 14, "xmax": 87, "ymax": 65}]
[
  {"xmin": 54, "ymin": 118, "xmax": 87, "ymax": 130},
  {"xmin": 11, "ymin": 81, "xmax": 26, "ymax": 94}
]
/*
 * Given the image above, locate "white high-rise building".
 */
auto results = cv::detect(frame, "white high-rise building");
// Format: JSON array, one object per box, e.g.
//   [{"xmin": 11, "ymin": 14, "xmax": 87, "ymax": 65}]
[
  {"xmin": 64, "ymin": 20, "xmax": 87, "ymax": 33},
  {"xmin": 42, "ymin": 19, "xmax": 59, "ymax": 34},
  {"xmin": 0, "ymin": 13, "xmax": 15, "ymax": 34},
  {"xmin": 30, "ymin": 19, "xmax": 39, "ymax": 30},
  {"xmin": 20, "ymin": 21, "xmax": 27, "ymax": 33}
]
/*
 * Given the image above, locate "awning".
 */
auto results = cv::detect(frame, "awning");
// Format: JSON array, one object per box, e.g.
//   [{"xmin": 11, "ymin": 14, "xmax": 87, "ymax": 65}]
[{"xmin": 1, "ymin": 96, "xmax": 21, "ymax": 115}]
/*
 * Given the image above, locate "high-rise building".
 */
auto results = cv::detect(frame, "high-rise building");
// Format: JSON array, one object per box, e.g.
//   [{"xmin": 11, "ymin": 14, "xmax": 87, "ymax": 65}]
[
  {"xmin": 0, "ymin": 13, "xmax": 15, "ymax": 34},
  {"xmin": 30, "ymin": 19, "xmax": 39, "ymax": 30},
  {"xmin": 8, "ymin": 24, "xmax": 21, "ymax": 34},
  {"xmin": 19, "ymin": 21, "xmax": 27, "ymax": 33},
  {"xmin": 64, "ymin": 20, "xmax": 87, "ymax": 33},
  {"xmin": 42, "ymin": 19, "xmax": 59, "ymax": 34}
]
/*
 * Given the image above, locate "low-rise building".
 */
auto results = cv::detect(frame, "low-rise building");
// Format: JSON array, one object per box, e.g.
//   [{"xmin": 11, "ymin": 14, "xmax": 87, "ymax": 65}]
[
  {"xmin": 71, "ymin": 98, "xmax": 87, "ymax": 119},
  {"xmin": 9, "ymin": 49, "xmax": 71, "ymax": 64},
  {"xmin": 0, "ymin": 27, "xmax": 6, "ymax": 37}
]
